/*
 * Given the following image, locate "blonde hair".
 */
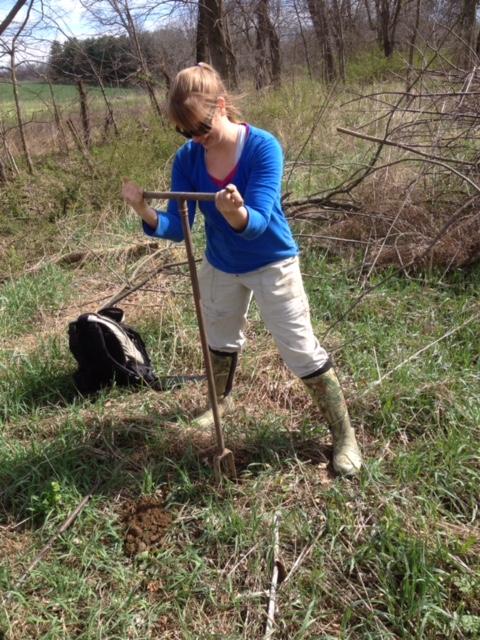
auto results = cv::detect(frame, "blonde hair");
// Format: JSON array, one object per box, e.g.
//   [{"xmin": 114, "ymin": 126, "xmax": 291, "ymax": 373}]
[{"xmin": 167, "ymin": 63, "xmax": 241, "ymax": 131}]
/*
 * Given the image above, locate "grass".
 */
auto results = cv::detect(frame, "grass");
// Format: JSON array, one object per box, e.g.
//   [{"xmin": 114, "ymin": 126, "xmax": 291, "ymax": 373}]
[
  {"xmin": 0, "ymin": 74, "xmax": 479, "ymax": 639},
  {"xmin": 0, "ymin": 265, "xmax": 73, "ymax": 337}
]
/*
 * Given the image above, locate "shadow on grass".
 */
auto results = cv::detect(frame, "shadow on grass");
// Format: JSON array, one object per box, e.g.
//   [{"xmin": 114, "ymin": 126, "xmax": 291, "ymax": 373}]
[
  {"xmin": 0, "ymin": 406, "xmax": 333, "ymax": 525},
  {"xmin": 1, "ymin": 369, "xmax": 81, "ymax": 421},
  {"xmin": 2, "ymin": 356, "xmax": 206, "ymax": 420}
]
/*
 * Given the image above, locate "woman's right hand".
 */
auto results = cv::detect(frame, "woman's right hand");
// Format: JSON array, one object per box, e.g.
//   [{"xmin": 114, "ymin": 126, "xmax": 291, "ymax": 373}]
[{"xmin": 122, "ymin": 177, "xmax": 145, "ymax": 209}]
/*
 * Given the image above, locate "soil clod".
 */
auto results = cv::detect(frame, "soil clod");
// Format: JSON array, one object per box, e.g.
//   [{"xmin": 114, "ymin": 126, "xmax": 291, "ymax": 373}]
[{"xmin": 122, "ymin": 496, "xmax": 172, "ymax": 556}]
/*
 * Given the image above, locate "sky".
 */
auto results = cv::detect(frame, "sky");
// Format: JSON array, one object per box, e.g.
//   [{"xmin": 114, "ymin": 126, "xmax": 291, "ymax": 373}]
[
  {"xmin": 0, "ymin": 0, "xmax": 92, "ymax": 38},
  {"xmin": 0, "ymin": 0, "xmax": 93, "ymax": 64},
  {"xmin": 0, "ymin": 0, "xmax": 175, "ymax": 66}
]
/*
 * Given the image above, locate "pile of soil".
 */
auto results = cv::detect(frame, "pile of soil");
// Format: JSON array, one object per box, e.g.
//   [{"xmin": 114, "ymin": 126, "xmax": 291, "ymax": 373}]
[{"xmin": 122, "ymin": 496, "xmax": 172, "ymax": 556}]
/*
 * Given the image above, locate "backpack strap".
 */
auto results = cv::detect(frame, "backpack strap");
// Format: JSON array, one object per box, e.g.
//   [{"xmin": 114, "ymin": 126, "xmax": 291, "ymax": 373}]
[
  {"xmin": 87, "ymin": 314, "xmax": 146, "ymax": 364},
  {"xmin": 98, "ymin": 306, "xmax": 125, "ymax": 323},
  {"xmin": 86, "ymin": 314, "xmax": 144, "ymax": 383}
]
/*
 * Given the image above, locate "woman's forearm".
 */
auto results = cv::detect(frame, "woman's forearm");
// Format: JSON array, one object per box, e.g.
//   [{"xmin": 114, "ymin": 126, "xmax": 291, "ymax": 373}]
[
  {"xmin": 221, "ymin": 205, "xmax": 248, "ymax": 232},
  {"xmin": 133, "ymin": 202, "xmax": 158, "ymax": 229}
]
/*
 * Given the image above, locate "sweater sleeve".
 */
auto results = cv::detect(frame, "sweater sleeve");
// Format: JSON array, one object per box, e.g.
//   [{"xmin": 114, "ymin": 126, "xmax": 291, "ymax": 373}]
[
  {"xmin": 143, "ymin": 146, "xmax": 196, "ymax": 242},
  {"xmin": 237, "ymin": 134, "xmax": 283, "ymax": 241}
]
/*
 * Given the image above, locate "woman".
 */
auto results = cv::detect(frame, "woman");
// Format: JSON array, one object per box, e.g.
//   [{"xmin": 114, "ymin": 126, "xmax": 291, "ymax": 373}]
[{"xmin": 122, "ymin": 63, "xmax": 362, "ymax": 476}]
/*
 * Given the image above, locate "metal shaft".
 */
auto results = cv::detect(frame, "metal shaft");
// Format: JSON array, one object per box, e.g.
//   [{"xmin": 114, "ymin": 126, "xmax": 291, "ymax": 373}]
[
  {"xmin": 178, "ymin": 198, "xmax": 226, "ymax": 455},
  {"xmin": 144, "ymin": 191, "xmax": 215, "ymax": 203}
]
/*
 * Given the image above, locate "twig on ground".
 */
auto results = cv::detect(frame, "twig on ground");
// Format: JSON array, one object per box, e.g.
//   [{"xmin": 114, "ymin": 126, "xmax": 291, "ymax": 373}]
[
  {"xmin": 225, "ymin": 544, "xmax": 259, "ymax": 578},
  {"xmin": 264, "ymin": 511, "xmax": 284, "ymax": 640}
]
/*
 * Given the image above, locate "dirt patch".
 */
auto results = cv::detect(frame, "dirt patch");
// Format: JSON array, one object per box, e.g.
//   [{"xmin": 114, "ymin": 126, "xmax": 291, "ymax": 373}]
[
  {"xmin": 0, "ymin": 528, "xmax": 33, "ymax": 564},
  {"xmin": 121, "ymin": 496, "xmax": 172, "ymax": 556}
]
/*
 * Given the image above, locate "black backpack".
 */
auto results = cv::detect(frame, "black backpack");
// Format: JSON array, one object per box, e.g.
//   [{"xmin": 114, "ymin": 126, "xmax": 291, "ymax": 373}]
[{"xmin": 68, "ymin": 307, "xmax": 161, "ymax": 394}]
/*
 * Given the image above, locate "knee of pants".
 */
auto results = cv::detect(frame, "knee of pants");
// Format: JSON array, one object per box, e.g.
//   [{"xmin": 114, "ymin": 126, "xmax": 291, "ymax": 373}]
[
  {"xmin": 273, "ymin": 336, "xmax": 330, "ymax": 378},
  {"xmin": 201, "ymin": 304, "xmax": 248, "ymax": 353}
]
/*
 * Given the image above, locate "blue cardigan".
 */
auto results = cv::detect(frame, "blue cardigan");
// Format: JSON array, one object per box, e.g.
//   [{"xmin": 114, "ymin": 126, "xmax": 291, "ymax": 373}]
[{"xmin": 143, "ymin": 125, "xmax": 298, "ymax": 274}]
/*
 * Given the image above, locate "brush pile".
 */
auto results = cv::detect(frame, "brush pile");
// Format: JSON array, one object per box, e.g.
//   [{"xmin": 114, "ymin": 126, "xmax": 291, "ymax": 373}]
[{"xmin": 285, "ymin": 65, "xmax": 480, "ymax": 272}]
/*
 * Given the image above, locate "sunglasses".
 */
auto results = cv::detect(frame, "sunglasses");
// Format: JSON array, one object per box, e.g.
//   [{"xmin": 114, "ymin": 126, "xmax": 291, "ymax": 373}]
[{"xmin": 175, "ymin": 120, "xmax": 212, "ymax": 139}]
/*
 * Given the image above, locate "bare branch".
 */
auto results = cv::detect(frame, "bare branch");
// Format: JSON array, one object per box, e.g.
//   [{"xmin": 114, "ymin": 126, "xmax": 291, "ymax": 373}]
[{"xmin": 0, "ymin": 0, "xmax": 29, "ymax": 36}]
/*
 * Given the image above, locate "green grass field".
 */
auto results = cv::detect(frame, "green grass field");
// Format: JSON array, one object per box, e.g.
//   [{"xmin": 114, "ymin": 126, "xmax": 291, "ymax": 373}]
[
  {"xmin": 0, "ymin": 77, "xmax": 479, "ymax": 639},
  {"xmin": 0, "ymin": 81, "xmax": 139, "ymax": 119}
]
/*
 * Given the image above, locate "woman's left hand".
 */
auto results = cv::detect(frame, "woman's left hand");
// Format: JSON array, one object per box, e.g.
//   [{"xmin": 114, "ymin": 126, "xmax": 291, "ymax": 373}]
[
  {"xmin": 215, "ymin": 184, "xmax": 248, "ymax": 231},
  {"xmin": 215, "ymin": 184, "xmax": 244, "ymax": 216}
]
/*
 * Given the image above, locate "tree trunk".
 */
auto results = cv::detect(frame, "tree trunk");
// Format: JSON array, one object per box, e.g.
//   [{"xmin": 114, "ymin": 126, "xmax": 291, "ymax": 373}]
[
  {"xmin": 389, "ymin": 0, "xmax": 403, "ymax": 57},
  {"xmin": 255, "ymin": 0, "xmax": 281, "ymax": 90},
  {"xmin": 66, "ymin": 118, "xmax": 94, "ymax": 171},
  {"xmin": 461, "ymin": 0, "xmax": 478, "ymax": 68},
  {"xmin": 406, "ymin": 0, "xmax": 422, "ymax": 86},
  {"xmin": 77, "ymin": 80, "xmax": 91, "ymax": 148},
  {"xmin": 0, "ymin": 156, "xmax": 7, "ymax": 184},
  {"xmin": 1, "ymin": 121, "xmax": 19, "ymax": 176},
  {"xmin": 255, "ymin": 0, "xmax": 269, "ymax": 90},
  {"xmin": 292, "ymin": 0, "xmax": 313, "ymax": 79},
  {"xmin": 223, "ymin": 8, "xmax": 239, "ymax": 89},
  {"xmin": 196, "ymin": 0, "xmax": 238, "ymax": 89},
  {"xmin": 377, "ymin": 0, "xmax": 393, "ymax": 57},
  {"xmin": 86, "ymin": 62, "xmax": 119, "ymax": 137},
  {"xmin": 45, "ymin": 76, "xmax": 69, "ymax": 154},
  {"xmin": 331, "ymin": 0, "xmax": 346, "ymax": 82},
  {"xmin": 196, "ymin": 0, "xmax": 209, "ymax": 62},
  {"xmin": 374, "ymin": 0, "xmax": 402, "ymax": 58},
  {"xmin": 266, "ymin": 4, "xmax": 281, "ymax": 88},
  {"xmin": 10, "ymin": 48, "xmax": 33, "ymax": 174},
  {"xmin": 364, "ymin": 0, "xmax": 376, "ymax": 31},
  {"xmin": 307, "ymin": 0, "xmax": 336, "ymax": 81}
]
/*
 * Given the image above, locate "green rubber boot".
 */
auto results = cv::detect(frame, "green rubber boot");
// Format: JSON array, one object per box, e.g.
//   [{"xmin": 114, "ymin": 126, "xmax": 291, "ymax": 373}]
[
  {"xmin": 192, "ymin": 350, "xmax": 237, "ymax": 429},
  {"xmin": 303, "ymin": 367, "xmax": 362, "ymax": 476}
]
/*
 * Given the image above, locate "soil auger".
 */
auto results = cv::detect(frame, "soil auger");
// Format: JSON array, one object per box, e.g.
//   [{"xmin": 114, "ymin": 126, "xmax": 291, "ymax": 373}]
[{"xmin": 143, "ymin": 189, "xmax": 237, "ymax": 483}]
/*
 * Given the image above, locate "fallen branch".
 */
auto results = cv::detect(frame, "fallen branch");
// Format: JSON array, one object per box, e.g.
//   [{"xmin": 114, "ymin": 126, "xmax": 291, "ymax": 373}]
[
  {"xmin": 54, "ymin": 241, "xmax": 162, "ymax": 267},
  {"xmin": 281, "ymin": 525, "xmax": 326, "ymax": 587},
  {"xmin": 296, "ymin": 233, "xmax": 370, "ymax": 245},
  {"xmin": 337, "ymin": 127, "xmax": 480, "ymax": 195},
  {"xmin": 0, "ymin": 241, "xmax": 165, "ymax": 285},
  {"xmin": 337, "ymin": 126, "xmax": 474, "ymax": 167},
  {"xmin": 357, "ymin": 310, "xmax": 479, "ymax": 401},
  {"xmin": 3, "ymin": 482, "xmax": 99, "ymax": 603},
  {"xmin": 99, "ymin": 257, "xmax": 198, "ymax": 311}
]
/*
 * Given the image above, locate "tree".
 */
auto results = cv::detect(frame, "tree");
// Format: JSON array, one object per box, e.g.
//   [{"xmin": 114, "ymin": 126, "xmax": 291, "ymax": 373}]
[
  {"xmin": 196, "ymin": 0, "xmax": 238, "ymax": 88},
  {"xmin": 254, "ymin": 0, "xmax": 281, "ymax": 89},
  {"xmin": 306, "ymin": 0, "xmax": 337, "ymax": 81},
  {"xmin": 0, "ymin": 0, "xmax": 36, "ymax": 173},
  {"xmin": 373, "ymin": 0, "xmax": 404, "ymax": 57},
  {"xmin": 81, "ymin": 0, "xmax": 170, "ymax": 116},
  {"xmin": 460, "ymin": 0, "xmax": 478, "ymax": 68}
]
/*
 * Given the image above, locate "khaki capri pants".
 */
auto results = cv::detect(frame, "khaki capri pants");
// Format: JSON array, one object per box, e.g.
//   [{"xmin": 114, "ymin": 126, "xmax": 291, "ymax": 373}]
[{"xmin": 198, "ymin": 256, "xmax": 329, "ymax": 378}]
